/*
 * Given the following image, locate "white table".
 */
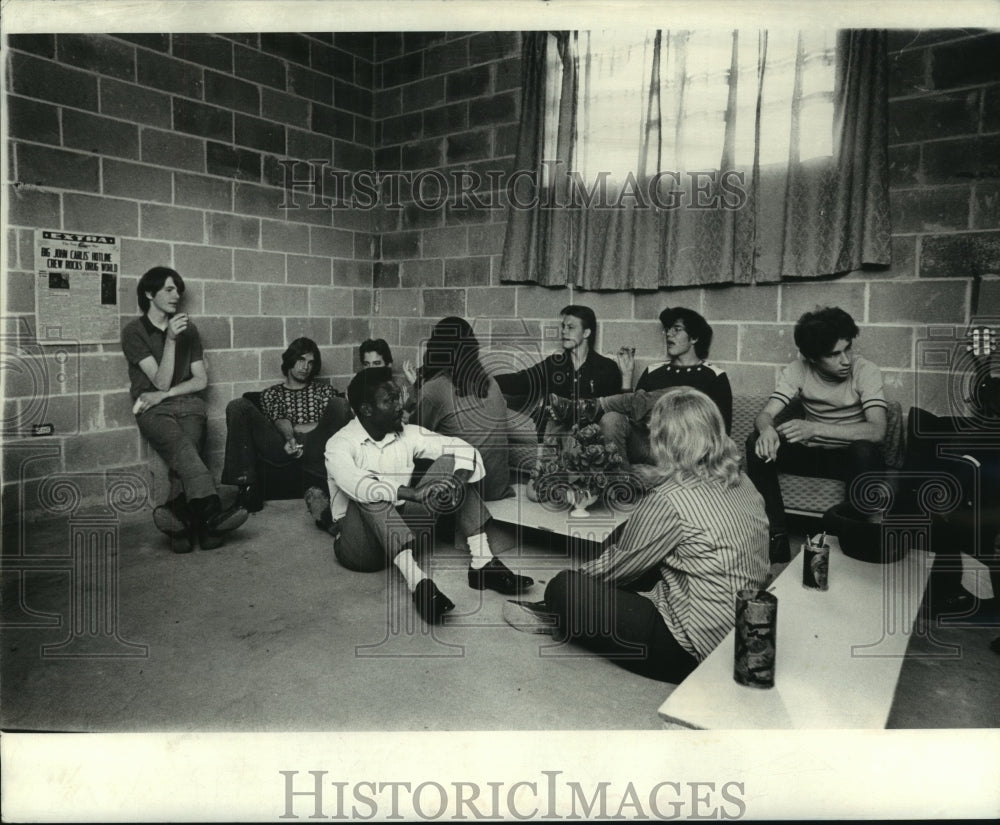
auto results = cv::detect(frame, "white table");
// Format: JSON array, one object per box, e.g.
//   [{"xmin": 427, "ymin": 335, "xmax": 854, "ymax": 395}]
[
  {"xmin": 657, "ymin": 535, "xmax": 934, "ymax": 729},
  {"xmin": 487, "ymin": 483, "xmax": 632, "ymax": 544}
]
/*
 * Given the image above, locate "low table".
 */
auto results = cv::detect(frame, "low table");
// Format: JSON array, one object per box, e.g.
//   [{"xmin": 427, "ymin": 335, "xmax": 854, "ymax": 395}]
[
  {"xmin": 487, "ymin": 483, "xmax": 632, "ymax": 544},
  {"xmin": 657, "ymin": 535, "xmax": 934, "ymax": 729}
]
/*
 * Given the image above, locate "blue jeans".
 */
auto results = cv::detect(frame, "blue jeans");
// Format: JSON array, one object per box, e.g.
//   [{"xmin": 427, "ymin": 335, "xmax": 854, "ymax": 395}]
[{"xmin": 136, "ymin": 394, "xmax": 215, "ymax": 502}]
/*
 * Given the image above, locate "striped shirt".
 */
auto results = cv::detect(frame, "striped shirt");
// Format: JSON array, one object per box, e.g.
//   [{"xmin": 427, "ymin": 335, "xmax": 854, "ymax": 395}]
[
  {"xmin": 770, "ymin": 356, "xmax": 886, "ymax": 448},
  {"xmin": 579, "ymin": 473, "xmax": 769, "ymax": 661},
  {"xmin": 325, "ymin": 417, "xmax": 485, "ymax": 521}
]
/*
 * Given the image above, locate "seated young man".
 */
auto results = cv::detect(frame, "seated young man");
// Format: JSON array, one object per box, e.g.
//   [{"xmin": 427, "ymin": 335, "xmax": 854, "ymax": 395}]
[
  {"xmin": 745, "ymin": 306, "xmax": 887, "ymax": 562},
  {"xmin": 359, "ymin": 337, "xmax": 417, "ymax": 414},
  {"xmin": 547, "ymin": 307, "xmax": 732, "ymax": 477},
  {"xmin": 494, "ymin": 305, "xmax": 622, "ymax": 424},
  {"xmin": 121, "ymin": 266, "xmax": 247, "ymax": 552},
  {"xmin": 221, "ymin": 337, "xmax": 352, "ymax": 512},
  {"xmin": 325, "ymin": 367, "xmax": 534, "ymax": 624}
]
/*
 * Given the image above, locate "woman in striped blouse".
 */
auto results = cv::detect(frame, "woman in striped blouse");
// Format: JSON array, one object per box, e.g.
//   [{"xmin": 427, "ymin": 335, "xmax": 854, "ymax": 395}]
[{"xmin": 535, "ymin": 387, "xmax": 769, "ymax": 683}]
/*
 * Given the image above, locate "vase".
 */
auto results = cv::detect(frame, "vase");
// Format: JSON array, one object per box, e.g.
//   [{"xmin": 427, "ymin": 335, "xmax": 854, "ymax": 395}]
[
  {"xmin": 525, "ymin": 478, "xmax": 540, "ymax": 503},
  {"xmin": 569, "ymin": 489, "xmax": 598, "ymax": 518}
]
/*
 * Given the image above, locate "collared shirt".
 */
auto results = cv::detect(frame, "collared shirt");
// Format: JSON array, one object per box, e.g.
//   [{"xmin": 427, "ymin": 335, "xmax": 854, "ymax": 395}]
[
  {"xmin": 771, "ymin": 355, "xmax": 886, "ymax": 447},
  {"xmin": 121, "ymin": 315, "xmax": 203, "ymax": 399},
  {"xmin": 494, "ymin": 348, "xmax": 622, "ymax": 407},
  {"xmin": 579, "ymin": 473, "xmax": 769, "ymax": 661},
  {"xmin": 325, "ymin": 417, "xmax": 485, "ymax": 521}
]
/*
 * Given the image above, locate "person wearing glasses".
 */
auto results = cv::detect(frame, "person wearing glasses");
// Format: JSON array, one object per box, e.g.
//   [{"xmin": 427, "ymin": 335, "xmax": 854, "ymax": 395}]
[{"xmin": 547, "ymin": 307, "xmax": 732, "ymax": 485}]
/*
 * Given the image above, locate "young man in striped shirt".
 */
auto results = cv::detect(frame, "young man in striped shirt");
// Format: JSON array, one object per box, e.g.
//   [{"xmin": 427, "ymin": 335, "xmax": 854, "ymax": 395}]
[{"xmin": 745, "ymin": 307, "xmax": 887, "ymax": 562}]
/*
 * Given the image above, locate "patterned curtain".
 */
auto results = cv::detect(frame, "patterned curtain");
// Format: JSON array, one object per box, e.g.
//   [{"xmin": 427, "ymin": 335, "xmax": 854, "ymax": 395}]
[{"xmin": 500, "ymin": 30, "xmax": 891, "ymax": 289}]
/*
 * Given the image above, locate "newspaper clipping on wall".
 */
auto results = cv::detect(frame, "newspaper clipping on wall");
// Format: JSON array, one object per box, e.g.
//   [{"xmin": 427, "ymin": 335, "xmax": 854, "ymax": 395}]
[{"xmin": 34, "ymin": 229, "xmax": 120, "ymax": 344}]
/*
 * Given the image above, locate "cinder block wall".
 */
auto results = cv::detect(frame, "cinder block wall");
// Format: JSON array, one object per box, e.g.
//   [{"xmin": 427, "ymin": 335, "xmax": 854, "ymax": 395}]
[
  {"xmin": 4, "ymin": 33, "xmax": 376, "ymax": 513},
  {"xmin": 370, "ymin": 29, "xmax": 1000, "ymax": 414},
  {"xmin": 5, "ymin": 28, "xmax": 999, "ymax": 518}
]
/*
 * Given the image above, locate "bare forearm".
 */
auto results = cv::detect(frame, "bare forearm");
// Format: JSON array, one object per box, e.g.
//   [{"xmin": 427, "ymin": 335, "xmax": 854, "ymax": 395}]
[
  {"xmin": 273, "ymin": 418, "xmax": 296, "ymax": 441},
  {"xmin": 151, "ymin": 340, "xmax": 177, "ymax": 391},
  {"xmin": 755, "ymin": 412, "xmax": 776, "ymax": 433},
  {"xmin": 810, "ymin": 419, "xmax": 885, "ymax": 443}
]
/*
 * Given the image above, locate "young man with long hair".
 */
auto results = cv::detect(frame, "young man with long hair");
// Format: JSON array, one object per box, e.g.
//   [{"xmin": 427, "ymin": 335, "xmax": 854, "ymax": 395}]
[
  {"xmin": 411, "ymin": 317, "xmax": 515, "ymax": 501},
  {"xmin": 122, "ymin": 266, "xmax": 247, "ymax": 551}
]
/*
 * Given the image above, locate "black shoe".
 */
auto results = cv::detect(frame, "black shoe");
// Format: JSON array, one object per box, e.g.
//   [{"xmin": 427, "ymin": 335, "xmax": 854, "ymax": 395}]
[
  {"xmin": 412, "ymin": 579, "xmax": 455, "ymax": 624},
  {"xmin": 547, "ymin": 393, "xmax": 574, "ymax": 423},
  {"xmin": 153, "ymin": 505, "xmax": 188, "ymax": 536},
  {"xmin": 468, "ymin": 557, "xmax": 534, "ymax": 595},
  {"xmin": 237, "ymin": 482, "xmax": 264, "ymax": 513},
  {"xmin": 153, "ymin": 497, "xmax": 194, "ymax": 552},
  {"xmin": 502, "ymin": 600, "xmax": 557, "ymax": 634},
  {"xmin": 769, "ymin": 532, "xmax": 791, "ymax": 564},
  {"xmin": 304, "ymin": 486, "xmax": 338, "ymax": 535},
  {"xmin": 204, "ymin": 503, "xmax": 249, "ymax": 535},
  {"xmin": 197, "ymin": 530, "xmax": 224, "ymax": 551},
  {"xmin": 927, "ymin": 589, "xmax": 976, "ymax": 619},
  {"xmin": 316, "ymin": 509, "xmax": 340, "ymax": 538},
  {"xmin": 547, "ymin": 393, "xmax": 601, "ymax": 426},
  {"xmin": 990, "ymin": 636, "xmax": 1000, "ymax": 654}
]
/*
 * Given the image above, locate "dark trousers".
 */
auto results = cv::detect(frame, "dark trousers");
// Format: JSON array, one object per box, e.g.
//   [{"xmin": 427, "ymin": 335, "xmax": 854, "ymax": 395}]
[
  {"xmin": 334, "ymin": 456, "xmax": 490, "ymax": 573},
  {"xmin": 136, "ymin": 395, "xmax": 215, "ymax": 502},
  {"xmin": 544, "ymin": 570, "xmax": 699, "ymax": 684},
  {"xmin": 221, "ymin": 396, "xmax": 352, "ymax": 486},
  {"xmin": 904, "ymin": 411, "xmax": 1000, "ymax": 599},
  {"xmin": 745, "ymin": 431, "xmax": 884, "ymax": 534}
]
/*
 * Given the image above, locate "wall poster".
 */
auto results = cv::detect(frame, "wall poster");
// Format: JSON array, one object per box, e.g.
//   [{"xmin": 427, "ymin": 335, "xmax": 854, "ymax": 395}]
[{"xmin": 34, "ymin": 229, "xmax": 120, "ymax": 344}]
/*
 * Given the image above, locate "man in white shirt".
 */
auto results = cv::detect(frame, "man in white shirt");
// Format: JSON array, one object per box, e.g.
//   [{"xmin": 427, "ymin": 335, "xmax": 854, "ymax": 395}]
[
  {"xmin": 746, "ymin": 307, "xmax": 887, "ymax": 562},
  {"xmin": 325, "ymin": 367, "xmax": 534, "ymax": 624}
]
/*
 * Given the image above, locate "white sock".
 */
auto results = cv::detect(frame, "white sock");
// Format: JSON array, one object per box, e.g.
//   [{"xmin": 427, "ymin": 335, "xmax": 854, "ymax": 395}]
[
  {"xmin": 393, "ymin": 547, "xmax": 427, "ymax": 592},
  {"xmin": 467, "ymin": 532, "xmax": 493, "ymax": 569}
]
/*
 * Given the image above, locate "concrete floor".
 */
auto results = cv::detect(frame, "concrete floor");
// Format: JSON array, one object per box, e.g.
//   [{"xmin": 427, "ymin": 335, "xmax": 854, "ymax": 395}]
[{"xmin": 2, "ymin": 499, "xmax": 998, "ymax": 732}]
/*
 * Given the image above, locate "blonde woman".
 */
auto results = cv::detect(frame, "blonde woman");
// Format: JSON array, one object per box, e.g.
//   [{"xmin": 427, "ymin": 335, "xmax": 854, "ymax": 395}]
[{"xmin": 508, "ymin": 387, "xmax": 769, "ymax": 683}]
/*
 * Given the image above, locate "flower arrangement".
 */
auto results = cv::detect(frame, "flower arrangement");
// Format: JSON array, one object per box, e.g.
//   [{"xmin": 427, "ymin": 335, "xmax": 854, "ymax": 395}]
[{"xmin": 528, "ymin": 423, "xmax": 628, "ymax": 509}]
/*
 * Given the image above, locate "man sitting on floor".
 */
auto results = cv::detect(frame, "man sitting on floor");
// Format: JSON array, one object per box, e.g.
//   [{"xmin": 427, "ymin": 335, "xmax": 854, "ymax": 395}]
[
  {"xmin": 745, "ymin": 306, "xmax": 887, "ymax": 562},
  {"xmin": 221, "ymin": 337, "xmax": 352, "ymax": 512},
  {"xmin": 325, "ymin": 367, "xmax": 534, "ymax": 624},
  {"xmin": 122, "ymin": 266, "xmax": 248, "ymax": 552},
  {"xmin": 547, "ymin": 307, "xmax": 732, "ymax": 483}
]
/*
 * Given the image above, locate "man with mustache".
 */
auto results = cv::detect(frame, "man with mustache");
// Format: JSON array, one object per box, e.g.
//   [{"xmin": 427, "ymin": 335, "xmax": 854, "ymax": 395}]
[
  {"xmin": 745, "ymin": 306, "xmax": 887, "ymax": 562},
  {"xmin": 325, "ymin": 367, "xmax": 534, "ymax": 624}
]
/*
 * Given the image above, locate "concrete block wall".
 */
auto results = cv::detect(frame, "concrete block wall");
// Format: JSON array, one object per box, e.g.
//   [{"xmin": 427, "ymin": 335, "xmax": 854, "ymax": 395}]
[
  {"xmin": 370, "ymin": 29, "xmax": 1000, "ymax": 418},
  {"xmin": 4, "ymin": 32, "xmax": 376, "ymax": 514},
  {"xmin": 5, "ymin": 28, "xmax": 999, "ymax": 519}
]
